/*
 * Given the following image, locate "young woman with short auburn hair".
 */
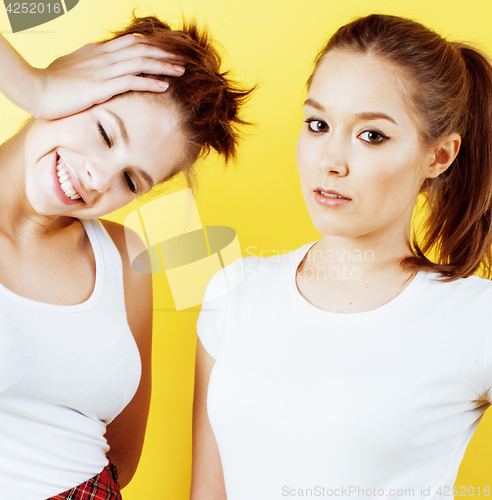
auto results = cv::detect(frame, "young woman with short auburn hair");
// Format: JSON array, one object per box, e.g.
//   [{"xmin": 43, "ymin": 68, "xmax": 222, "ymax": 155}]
[{"xmin": 0, "ymin": 15, "xmax": 250, "ymax": 500}]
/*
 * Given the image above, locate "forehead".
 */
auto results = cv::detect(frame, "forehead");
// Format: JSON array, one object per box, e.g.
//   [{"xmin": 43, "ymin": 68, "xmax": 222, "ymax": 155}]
[
  {"xmin": 309, "ymin": 50, "xmax": 417, "ymax": 126},
  {"xmin": 101, "ymin": 93, "xmax": 185, "ymax": 180}
]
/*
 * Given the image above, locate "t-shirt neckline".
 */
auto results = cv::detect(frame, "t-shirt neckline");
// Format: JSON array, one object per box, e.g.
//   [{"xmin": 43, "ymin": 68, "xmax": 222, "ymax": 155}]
[{"xmin": 288, "ymin": 241, "xmax": 426, "ymax": 320}]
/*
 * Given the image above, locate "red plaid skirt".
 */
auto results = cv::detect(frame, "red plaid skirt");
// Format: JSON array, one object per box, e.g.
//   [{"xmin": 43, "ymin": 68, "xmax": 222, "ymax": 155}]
[{"xmin": 47, "ymin": 463, "xmax": 121, "ymax": 500}]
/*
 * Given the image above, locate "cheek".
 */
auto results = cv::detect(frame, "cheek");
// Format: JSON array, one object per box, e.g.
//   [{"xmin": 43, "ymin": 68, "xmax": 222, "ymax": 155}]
[
  {"xmin": 26, "ymin": 118, "xmax": 90, "ymax": 161},
  {"xmin": 359, "ymin": 155, "xmax": 423, "ymax": 212},
  {"xmin": 365, "ymin": 143, "xmax": 421, "ymax": 184},
  {"xmin": 296, "ymin": 136, "xmax": 316, "ymax": 184}
]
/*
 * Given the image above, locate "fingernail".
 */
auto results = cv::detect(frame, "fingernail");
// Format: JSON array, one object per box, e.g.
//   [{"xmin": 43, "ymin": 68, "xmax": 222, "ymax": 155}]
[
  {"xmin": 173, "ymin": 65, "xmax": 185, "ymax": 74},
  {"xmin": 159, "ymin": 81, "xmax": 169, "ymax": 89}
]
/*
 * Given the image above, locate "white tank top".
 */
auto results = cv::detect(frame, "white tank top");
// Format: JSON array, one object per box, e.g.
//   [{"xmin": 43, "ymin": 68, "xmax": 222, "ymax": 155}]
[{"xmin": 0, "ymin": 218, "xmax": 141, "ymax": 500}]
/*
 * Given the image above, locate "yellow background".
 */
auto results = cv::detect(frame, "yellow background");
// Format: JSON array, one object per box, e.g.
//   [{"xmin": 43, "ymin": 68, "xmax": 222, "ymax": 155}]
[{"xmin": 1, "ymin": 0, "xmax": 492, "ymax": 497}]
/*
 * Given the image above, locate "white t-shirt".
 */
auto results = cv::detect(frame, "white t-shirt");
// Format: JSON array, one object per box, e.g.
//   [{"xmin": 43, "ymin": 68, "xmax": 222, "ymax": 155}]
[{"xmin": 197, "ymin": 242, "xmax": 492, "ymax": 500}]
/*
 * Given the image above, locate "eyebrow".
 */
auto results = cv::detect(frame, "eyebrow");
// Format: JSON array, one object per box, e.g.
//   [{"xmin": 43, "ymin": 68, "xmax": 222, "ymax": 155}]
[
  {"xmin": 303, "ymin": 98, "xmax": 398, "ymax": 125},
  {"xmin": 107, "ymin": 110, "xmax": 130, "ymax": 144},
  {"xmin": 136, "ymin": 167, "xmax": 154, "ymax": 190},
  {"xmin": 106, "ymin": 110, "xmax": 155, "ymax": 189}
]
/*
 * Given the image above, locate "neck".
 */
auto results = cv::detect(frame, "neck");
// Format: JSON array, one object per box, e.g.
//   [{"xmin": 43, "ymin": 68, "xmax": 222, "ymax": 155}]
[{"xmin": 306, "ymin": 221, "xmax": 414, "ymax": 282}]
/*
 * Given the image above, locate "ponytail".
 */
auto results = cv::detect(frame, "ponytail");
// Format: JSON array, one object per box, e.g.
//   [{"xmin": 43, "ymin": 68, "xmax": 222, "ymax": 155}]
[{"xmin": 408, "ymin": 45, "xmax": 492, "ymax": 280}]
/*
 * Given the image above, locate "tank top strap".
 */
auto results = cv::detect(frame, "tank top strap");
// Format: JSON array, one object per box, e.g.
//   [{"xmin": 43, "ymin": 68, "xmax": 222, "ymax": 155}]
[{"xmin": 79, "ymin": 219, "xmax": 126, "ymax": 304}]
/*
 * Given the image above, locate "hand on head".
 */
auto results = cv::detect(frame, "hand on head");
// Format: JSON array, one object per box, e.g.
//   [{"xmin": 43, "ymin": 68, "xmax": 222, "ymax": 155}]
[{"xmin": 29, "ymin": 34, "xmax": 186, "ymax": 120}]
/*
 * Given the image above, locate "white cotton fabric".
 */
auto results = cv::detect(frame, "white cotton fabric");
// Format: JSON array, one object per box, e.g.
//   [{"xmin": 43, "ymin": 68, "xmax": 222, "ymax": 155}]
[
  {"xmin": 0, "ymin": 219, "xmax": 141, "ymax": 500},
  {"xmin": 197, "ymin": 242, "xmax": 492, "ymax": 500}
]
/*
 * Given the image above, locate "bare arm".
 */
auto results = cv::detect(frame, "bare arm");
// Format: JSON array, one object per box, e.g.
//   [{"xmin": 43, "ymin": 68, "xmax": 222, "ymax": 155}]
[
  {"xmin": 0, "ymin": 33, "xmax": 39, "ymax": 112},
  {"xmin": 190, "ymin": 339, "xmax": 227, "ymax": 499},
  {"xmin": 0, "ymin": 33, "xmax": 185, "ymax": 120},
  {"xmin": 100, "ymin": 219, "xmax": 152, "ymax": 488}
]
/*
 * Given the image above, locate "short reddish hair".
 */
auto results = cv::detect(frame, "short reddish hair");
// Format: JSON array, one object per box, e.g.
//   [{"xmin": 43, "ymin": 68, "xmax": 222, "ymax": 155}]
[{"xmin": 109, "ymin": 16, "xmax": 253, "ymax": 186}]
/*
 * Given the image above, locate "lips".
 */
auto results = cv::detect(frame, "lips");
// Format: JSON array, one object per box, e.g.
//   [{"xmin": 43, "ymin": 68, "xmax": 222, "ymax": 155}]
[
  {"xmin": 313, "ymin": 187, "xmax": 351, "ymax": 207},
  {"xmin": 315, "ymin": 187, "xmax": 351, "ymax": 200}
]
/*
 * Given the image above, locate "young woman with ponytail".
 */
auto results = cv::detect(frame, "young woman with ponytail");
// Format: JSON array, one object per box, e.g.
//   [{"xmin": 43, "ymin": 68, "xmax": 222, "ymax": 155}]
[
  {"xmin": 0, "ymin": 15, "xmax": 250, "ymax": 500},
  {"xmin": 193, "ymin": 14, "xmax": 492, "ymax": 499}
]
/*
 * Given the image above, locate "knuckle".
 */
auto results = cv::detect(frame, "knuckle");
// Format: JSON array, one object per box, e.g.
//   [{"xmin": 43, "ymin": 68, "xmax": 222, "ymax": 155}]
[
  {"xmin": 138, "ymin": 41, "xmax": 159, "ymax": 54},
  {"xmin": 122, "ymin": 75, "xmax": 136, "ymax": 85},
  {"xmin": 127, "ymin": 34, "xmax": 142, "ymax": 44},
  {"xmin": 134, "ymin": 43, "xmax": 153, "ymax": 57}
]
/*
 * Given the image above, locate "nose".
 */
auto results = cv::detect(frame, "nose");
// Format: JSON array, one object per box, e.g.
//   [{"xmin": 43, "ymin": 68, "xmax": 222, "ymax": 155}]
[
  {"xmin": 84, "ymin": 160, "xmax": 118, "ymax": 193},
  {"xmin": 318, "ymin": 133, "xmax": 349, "ymax": 177}
]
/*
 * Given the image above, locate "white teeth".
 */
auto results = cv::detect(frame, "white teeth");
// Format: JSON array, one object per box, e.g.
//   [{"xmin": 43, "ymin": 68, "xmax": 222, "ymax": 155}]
[
  {"xmin": 320, "ymin": 190, "xmax": 344, "ymax": 199},
  {"xmin": 60, "ymin": 181, "xmax": 73, "ymax": 192},
  {"xmin": 56, "ymin": 157, "xmax": 82, "ymax": 201}
]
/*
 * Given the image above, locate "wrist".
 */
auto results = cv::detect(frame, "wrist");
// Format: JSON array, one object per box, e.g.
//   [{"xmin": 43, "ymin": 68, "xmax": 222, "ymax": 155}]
[{"xmin": 24, "ymin": 66, "xmax": 46, "ymax": 119}]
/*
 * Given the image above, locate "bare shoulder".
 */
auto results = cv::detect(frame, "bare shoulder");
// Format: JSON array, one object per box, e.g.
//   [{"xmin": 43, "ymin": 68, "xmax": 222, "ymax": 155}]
[
  {"xmin": 98, "ymin": 218, "xmax": 152, "ymax": 341},
  {"xmin": 98, "ymin": 218, "xmax": 137, "ymax": 258},
  {"xmin": 98, "ymin": 219, "xmax": 149, "ymax": 274},
  {"xmin": 98, "ymin": 218, "xmax": 125, "ymax": 244}
]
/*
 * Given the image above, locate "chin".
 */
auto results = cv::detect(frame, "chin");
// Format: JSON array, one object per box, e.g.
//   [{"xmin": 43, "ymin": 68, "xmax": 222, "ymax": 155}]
[
  {"xmin": 309, "ymin": 215, "xmax": 349, "ymax": 236},
  {"xmin": 315, "ymin": 227, "xmax": 354, "ymax": 238},
  {"xmin": 25, "ymin": 192, "xmax": 56, "ymax": 217},
  {"xmin": 26, "ymin": 189, "xmax": 73, "ymax": 219},
  {"xmin": 311, "ymin": 218, "xmax": 366, "ymax": 239}
]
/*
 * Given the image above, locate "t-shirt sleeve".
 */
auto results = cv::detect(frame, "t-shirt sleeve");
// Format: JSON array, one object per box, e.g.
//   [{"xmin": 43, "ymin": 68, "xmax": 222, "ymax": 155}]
[
  {"xmin": 479, "ymin": 296, "xmax": 492, "ymax": 404},
  {"xmin": 196, "ymin": 260, "xmax": 242, "ymax": 359},
  {"xmin": 482, "ymin": 301, "xmax": 492, "ymax": 403}
]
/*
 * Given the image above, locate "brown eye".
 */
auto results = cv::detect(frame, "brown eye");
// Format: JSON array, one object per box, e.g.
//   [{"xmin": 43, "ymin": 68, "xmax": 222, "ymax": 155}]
[
  {"xmin": 307, "ymin": 119, "xmax": 329, "ymax": 133},
  {"xmin": 360, "ymin": 130, "xmax": 388, "ymax": 144}
]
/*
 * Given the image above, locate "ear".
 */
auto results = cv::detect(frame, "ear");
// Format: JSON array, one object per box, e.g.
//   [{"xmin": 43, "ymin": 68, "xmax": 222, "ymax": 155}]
[{"xmin": 424, "ymin": 133, "xmax": 461, "ymax": 179}]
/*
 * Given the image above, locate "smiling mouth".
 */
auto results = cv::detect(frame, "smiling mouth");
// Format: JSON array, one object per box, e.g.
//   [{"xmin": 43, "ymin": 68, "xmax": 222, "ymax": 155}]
[
  {"xmin": 56, "ymin": 155, "xmax": 82, "ymax": 200},
  {"xmin": 318, "ymin": 190, "xmax": 350, "ymax": 200}
]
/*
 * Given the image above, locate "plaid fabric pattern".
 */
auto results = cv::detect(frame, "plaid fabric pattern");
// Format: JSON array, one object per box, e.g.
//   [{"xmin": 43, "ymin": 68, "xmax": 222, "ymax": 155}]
[{"xmin": 47, "ymin": 463, "xmax": 121, "ymax": 500}]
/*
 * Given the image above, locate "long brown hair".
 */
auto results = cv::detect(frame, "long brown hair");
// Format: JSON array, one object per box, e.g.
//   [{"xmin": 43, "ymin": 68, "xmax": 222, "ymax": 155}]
[
  {"xmin": 309, "ymin": 14, "xmax": 492, "ymax": 281},
  {"xmin": 108, "ymin": 16, "xmax": 253, "ymax": 187}
]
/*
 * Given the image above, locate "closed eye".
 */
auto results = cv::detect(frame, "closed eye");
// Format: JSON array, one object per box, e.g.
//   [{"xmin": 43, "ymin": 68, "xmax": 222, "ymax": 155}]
[
  {"xmin": 98, "ymin": 122, "xmax": 111, "ymax": 147},
  {"xmin": 124, "ymin": 172, "xmax": 137, "ymax": 193}
]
